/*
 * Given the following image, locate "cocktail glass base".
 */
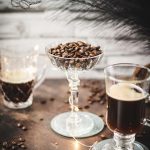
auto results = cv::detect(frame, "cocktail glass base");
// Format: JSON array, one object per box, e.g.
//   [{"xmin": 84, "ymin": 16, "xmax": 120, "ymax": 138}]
[
  {"xmin": 50, "ymin": 111, "xmax": 104, "ymax": 138},
  {"xmin": 93, "ymin": 139, "xmax": 149, "ymax": 150}
]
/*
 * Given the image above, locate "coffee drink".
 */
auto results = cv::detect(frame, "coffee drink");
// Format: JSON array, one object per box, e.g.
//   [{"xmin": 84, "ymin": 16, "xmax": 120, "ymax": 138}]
[
  {"xmin": 1, "ymin": 70, "xmax": 34, "ymax": 103},
  {"xmin": 106, "ymin": 83, "xmax": 147, "ymax": 134}
]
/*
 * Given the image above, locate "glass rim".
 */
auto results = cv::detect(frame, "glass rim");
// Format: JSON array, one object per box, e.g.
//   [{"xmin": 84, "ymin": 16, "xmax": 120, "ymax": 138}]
[
  {"xmin": 104, "ymin": 63, "xmax": 150, "ymax": 83},
  {"xmin": 45, "ymin": 45, "xmax": 104, "ymax": 60},
  {"xmin": 0, "ymin": 45, "xmax": 39, "ymax": 58}
]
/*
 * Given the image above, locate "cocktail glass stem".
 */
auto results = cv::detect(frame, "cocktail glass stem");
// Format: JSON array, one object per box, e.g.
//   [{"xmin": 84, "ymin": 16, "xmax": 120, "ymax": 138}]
[
  {"xmin": 113, "ymin": 132, "xmax": 135, "ymax": 150},
  {"xmin": 66, "ymin": 69, "xmax": 81, "ymax": 126}
]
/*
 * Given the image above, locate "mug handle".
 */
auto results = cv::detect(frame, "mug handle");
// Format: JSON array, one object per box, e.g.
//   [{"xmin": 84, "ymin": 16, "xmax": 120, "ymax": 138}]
[{"xmin": 34, "ymin": 54, "xmax": 48, "ymax": 89}]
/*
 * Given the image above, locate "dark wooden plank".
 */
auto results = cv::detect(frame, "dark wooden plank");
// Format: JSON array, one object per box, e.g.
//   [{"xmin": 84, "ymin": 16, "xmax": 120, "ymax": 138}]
[{"xmin": 0, "ymin": 79, "xmax": 150, "ymax": 150}]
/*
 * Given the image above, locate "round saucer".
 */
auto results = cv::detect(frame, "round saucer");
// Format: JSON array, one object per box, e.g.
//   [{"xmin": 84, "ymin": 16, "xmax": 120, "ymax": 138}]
[
  {"xmin": 50, "ymin": 111, "xmax": 104, "ymax": 138},
  {"xmin": 93, "ymin": 139, "xmax": 149, "ymax": 150}
]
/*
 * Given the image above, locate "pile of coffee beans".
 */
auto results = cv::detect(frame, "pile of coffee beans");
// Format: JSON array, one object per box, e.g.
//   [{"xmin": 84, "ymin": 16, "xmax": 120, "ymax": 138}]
[
  {"xmin": 1, "ymin": 121, "xmax": 28, "ymax": 150},
  {"xmin": 49, "ymin": 41, "xmax": 102, "ymax": 58},
  {"xmin": 2, "ymin": 137, "xmax": 27, "ymax": 150},
  {"xmin": 48, "ymin": 41, "xmax": 103, "ymax": 70}
]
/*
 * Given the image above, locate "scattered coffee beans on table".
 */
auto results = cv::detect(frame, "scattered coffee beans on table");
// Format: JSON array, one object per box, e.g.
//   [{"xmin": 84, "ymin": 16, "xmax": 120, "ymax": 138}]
[
  {"xmin": 2, "ymin": 137, "xmax": 27, "ymax": 150},
  {"xmin": 48, "ymin": 41, "xmax": 103, "ymax": 70},
  {"xmin": 17, "ymin": 122, "xmax": 28, "ymax": 131}
]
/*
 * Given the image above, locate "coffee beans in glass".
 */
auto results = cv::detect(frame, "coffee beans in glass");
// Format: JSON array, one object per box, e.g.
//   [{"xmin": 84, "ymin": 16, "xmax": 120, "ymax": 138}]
[{"xmin": 0, "ymin": 46, "xmax": 46, "ymax": 109}]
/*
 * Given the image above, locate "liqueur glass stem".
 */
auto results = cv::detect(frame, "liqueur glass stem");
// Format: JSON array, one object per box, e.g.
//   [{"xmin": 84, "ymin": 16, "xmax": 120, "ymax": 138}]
[{"xmin": 66, "ymin": 69, "xmax": 81, "ymax": 124}]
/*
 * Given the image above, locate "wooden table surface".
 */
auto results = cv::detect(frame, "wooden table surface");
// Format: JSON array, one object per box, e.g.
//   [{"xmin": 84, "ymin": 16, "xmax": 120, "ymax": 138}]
[{"xmin": 0, "ymin": 79, "xmax": 150, "ymax": 150}]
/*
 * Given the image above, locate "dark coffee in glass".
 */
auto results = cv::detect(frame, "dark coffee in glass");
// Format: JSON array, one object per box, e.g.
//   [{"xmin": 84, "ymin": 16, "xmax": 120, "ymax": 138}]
[
  {"xmin": 1, "ymin": 79, "xmax": 34, "ymax": 103},
  {"xmin": 107, "ymin": 83, "xmax": 146, "ymax": 134},
  {"xmin": 0, "ymin": 70, "xmax": 35, "ymax": 108}
]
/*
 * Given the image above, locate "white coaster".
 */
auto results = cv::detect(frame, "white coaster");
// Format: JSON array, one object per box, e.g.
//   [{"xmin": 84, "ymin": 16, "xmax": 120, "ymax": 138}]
[
  {"xmin": 93, "ymin": 139, "xmax": 149, "ymax": 150},
  {"xmin": 50, "ymin": 111, "xmax": 104, "ymax": 138}
]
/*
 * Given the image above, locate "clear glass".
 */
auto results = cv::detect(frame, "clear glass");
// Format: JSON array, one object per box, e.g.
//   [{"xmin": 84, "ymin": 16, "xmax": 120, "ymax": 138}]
[
  {"xmin": 0, "ymin": 45, "xmax": 47, "ymax": 109},
  {"xmin": 94, "ymin": 63, "xmax": 150, "ymax": 150},
  {"xmin": 46, "ymin": 44, "xmax": 104, "ymax": 137}
]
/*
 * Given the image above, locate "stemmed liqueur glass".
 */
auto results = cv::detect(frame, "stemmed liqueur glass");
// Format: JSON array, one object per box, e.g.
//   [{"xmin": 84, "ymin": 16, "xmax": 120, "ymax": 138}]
[
  {"xmin": 46, "ymin": 44, "xmax": 104, "ymax": 138},
  {"xmin": 94, "ymin": 63, "xmax": 150, "ymax": 150}
]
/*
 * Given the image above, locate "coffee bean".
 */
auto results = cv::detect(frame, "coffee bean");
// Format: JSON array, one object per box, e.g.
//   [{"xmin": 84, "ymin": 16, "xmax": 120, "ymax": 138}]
[
  {"xmin": 61, "ymin": 49, "xmax": 65, "ymax": 53},
  {"xmin": 78, "ymin": 106, "xmax": 83, "ymax": 110},
  {"xmin": 84, "ymin": 105, "xmax": 90, "ymax": 109},
  {"xmin": 41, "ymin": 100, "xmax": 46, "ymax": 105},
  {"xmin": 82, "ymin": 83, "xmax": 88, "ymax": 88},
  {"xmin": 40, "ymin": 118, "xmax": 44, "ymax": 121},
  {"xmin": 69, "ymin": 60, "xmax": 74, "ymax": 65},
  {"xmin": 75, "ymin": 63, "xmax": 81, "ymax": 68},
  {"xmin": 77, "ymin": 41, "xmax": 85, "ymax": 46},
  {"xmin": 89, "ymin": 53, "xmax": 94, "ymax": 57},
  {"xmin": 75, "ymin": 47, "xmax": 79, "ymax": 51},
  {"xmin": 18, "ymin": 137, "xmax": 25, "ymax": 142},
  {"xmin": 62, "ymin": 52, "xmax": 68, "ymax": 57},
  {"xmin": 20, "ymin": 144, "xmax": 26, "ymax": 149},
  {"xmin": 88, "ymin": 100, "xmax": 94, "ymax": 104},
  {"xmin": 11, "ymin": 145, "xmax": 16, "ymax": 150},
  {"xmin": 87, "ymin": 97, "xmax": 92, "ymax": 101},
  {"xmin": 17, "ymin": 142, "xmax": 24, "ymax": 146},
  {"xmin": 79, "ymin": 49, "xmax": 84, "ymax": 54},
  {"xmin": 95, "ymin": 46, "xmax": 100, "ymax": 50},
  {"xmin": 17, "ymin": 122, "xmax": 22, "ymax": 128},
  {"xmin": 99, "ymin": 114, "xmax": 104, "ymax": 118},
  {"xmin": 11, "ymin": 141, "xmax": 16, "ymax": 145},
  {"xmin": 49, "ymin": 98, "xmax": 55, "ymax": 101},
  {"xmin": 100, "ymin": 100, "xmax": 105, "ymax": 105},
  {"xmin": 22, "ymin": 126, "xmax": 27, "ymax": 131},
  {"xmin": 85, "ymin": 52, "xmax": 89, "ymax": 56},
  {"xmin": 67, "ymin": 90, "xmax": 70, "ymax": 94},
  {"xmin": 96, "ymin": 50, "xmax": 102, "ymax": 55},
  {"xmin": 2, "ymin": 141, "xmax": 8, "ymax": 147},
  {"xmin": 52, "ymin": 50, "xmax": 57, "ymax": 54},
  {"xmin": 99, "ymin": 90, "xmax": 105, "ymax": 97}
]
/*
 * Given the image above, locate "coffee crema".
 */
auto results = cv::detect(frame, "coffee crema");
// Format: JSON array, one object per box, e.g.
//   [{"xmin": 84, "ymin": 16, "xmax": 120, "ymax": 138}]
[{"xmin": 106, "ymin": 83, "xmax": 147, "ymax": 134}]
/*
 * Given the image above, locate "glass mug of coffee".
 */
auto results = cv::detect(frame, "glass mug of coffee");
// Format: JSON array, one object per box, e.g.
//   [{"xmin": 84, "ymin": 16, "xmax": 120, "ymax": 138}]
[
  {"xmin": 0, "ymin": 46, "xmax": 46, "ymax": 109},
  {"xmin": 95, "ymin": 63, "xmax": 150, "ymax": 150}
]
